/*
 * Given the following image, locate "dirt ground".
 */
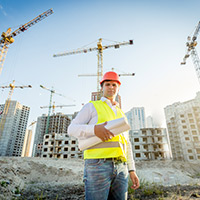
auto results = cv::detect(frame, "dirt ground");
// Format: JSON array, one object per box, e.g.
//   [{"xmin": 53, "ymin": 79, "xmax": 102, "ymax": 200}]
[{"xmin": 0, "ymin": 157, "xmax": 200, "ymax": 200}]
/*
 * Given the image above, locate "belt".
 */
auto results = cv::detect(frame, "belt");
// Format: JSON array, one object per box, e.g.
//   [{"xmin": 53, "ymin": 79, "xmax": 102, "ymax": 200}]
[{"xmin": 104, "ymin": 157, "xmax": 125, "ymax": 164}]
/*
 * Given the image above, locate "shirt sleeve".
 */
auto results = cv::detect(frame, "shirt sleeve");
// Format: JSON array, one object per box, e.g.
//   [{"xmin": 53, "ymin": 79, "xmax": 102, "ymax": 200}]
[
  {"xmin": 67, "ymin": 103, "xmax": 96, "ymax": 139},
  {"xmin": 126, "ymin": 134, "xmax": 136, "ymax": 171}
]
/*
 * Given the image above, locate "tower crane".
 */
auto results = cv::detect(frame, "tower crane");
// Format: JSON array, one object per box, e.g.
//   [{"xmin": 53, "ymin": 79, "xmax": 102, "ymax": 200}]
[
  {"xmin": 40, "ymin": 101, "xmax": 75, "ymax": 113},
  {"xmin": 181, "ymin": 21, "xmax": 200, "ymax": 84},
  {"xmin": 0, "ymin": 80, "xmax": 32, "ymax": 137},
  {"xmin": 53, "ymin": 38, "xmax": 133, "ymax": 96},
  {"xmin": 40, "ymin": 85, "xmax": 67, "ymax": 134},
  {"xmin": 78, "ymin": 67, "xmax": 135, "ymax": 78},
  {"xmin": 0, "ymin": 8, "xmax": 53, "ymax": 74}
]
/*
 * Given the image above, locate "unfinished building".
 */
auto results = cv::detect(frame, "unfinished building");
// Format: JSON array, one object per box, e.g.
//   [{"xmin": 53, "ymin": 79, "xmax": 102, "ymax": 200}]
[
  {"xmin": 42, "ymin": 133, "xmax": 82, "ymax": 159},
  {"xmin": 33, "ymin": 112, "xmax": 71, "ymax": 157},
  {"xmin": 33, "ymin": 112, "xmax": 82, "ymax": 159},
  {"xmin": 129, "ymin": 128, "xmax": 171, "ymax": 160}
]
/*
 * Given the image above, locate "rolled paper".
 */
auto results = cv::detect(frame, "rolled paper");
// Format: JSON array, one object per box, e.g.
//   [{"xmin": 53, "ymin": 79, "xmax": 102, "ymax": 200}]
[{"xmin": 79, "ymin": 117, "xmax": 130, "ymax": 151}]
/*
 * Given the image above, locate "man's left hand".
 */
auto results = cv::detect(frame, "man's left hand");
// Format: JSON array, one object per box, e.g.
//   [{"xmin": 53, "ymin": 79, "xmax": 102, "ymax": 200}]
[{"xmin": 129, "ymin": 171, "xmax": 140, "ymax": 190}]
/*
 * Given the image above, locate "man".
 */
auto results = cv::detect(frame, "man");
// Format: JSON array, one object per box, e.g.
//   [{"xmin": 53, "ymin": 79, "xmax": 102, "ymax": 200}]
[{"xmin": 68, "ymin": 71, "xmax": 139, "ymax": 200}]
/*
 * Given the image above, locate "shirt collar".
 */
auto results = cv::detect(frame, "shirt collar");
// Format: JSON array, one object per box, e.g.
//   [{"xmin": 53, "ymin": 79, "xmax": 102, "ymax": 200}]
[{"xmin": 100, "ymin": 97, "xmax": 119, "ymax": 107}]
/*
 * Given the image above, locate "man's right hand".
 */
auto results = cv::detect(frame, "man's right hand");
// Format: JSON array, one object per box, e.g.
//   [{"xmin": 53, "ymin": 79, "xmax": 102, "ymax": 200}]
[{"xmin": 94, "ymin": 122, "xmax": 115, "ymax": 142}]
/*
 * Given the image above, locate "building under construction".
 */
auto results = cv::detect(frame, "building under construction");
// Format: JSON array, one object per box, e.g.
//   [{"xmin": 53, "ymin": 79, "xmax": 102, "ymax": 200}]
[
  {"xmin": 41, "ymin": 133, "xmax": 82, "ymax": 159},
  {"xmin": 32, "ymin": 112, "xmax": 80, "ymax": 158},
  {"xmin": 126, "ymin": 107, "xmax": 171, "ymax": 160},
  {"xmin": 129, "ymin": 128, "xmax": 171, "ymax": 160},
  {"xmin": 0, "ymin": 100, "xmax": 30, "ymax": 156}
]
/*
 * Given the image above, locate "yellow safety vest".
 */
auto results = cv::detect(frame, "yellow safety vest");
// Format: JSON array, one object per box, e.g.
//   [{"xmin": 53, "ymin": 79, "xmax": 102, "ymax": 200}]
[{"xmin": 84, "ymin": 100, "xmax": 128, "ymax": 162}]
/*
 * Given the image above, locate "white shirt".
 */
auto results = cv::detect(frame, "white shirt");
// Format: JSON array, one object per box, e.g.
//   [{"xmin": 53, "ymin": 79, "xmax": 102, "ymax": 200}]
[{"xmin": 68, "ymin": 97, "xmax": 136, "ymax": 171}]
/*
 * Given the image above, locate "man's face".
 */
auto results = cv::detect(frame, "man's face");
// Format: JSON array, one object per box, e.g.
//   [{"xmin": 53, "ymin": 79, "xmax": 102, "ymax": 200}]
[{"xmin": 101, "ymin": 81, "xmax": 119, "ymax": 99}]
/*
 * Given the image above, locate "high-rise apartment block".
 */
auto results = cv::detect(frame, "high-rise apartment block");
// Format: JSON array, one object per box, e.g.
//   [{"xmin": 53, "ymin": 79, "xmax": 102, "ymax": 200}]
[
  {"xmin": 146, "ymin": 116, "xmax": 155, "ymax": 128},
  {"xmin": 0, "ymin": 100, "xmax": 30, "ymax": 156},
  {"xmin": 164, "ymin": 92, "xmax": 200, "ymax": 161},
  {"xmin": 125, "ymin": 107, "xmax": 146, "ymax": 130}
]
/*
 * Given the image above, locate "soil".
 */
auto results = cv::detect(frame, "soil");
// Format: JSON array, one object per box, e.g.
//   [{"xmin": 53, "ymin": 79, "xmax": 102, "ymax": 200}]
[{"xmin": 0, "ymin": 157, "xmax": 200, "ymax": 200}]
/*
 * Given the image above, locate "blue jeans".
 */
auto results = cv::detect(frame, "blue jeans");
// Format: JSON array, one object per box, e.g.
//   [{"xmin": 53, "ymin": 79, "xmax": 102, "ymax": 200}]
[{"xmin": 83, "ymin": 159, "xmax": 128, "ymax": 200}]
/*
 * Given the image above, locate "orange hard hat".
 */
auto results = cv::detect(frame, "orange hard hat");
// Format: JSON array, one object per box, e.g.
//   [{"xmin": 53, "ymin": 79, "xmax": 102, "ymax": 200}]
[{"xmin": 100, "ymin": 71, "xmax": 121, "ymax": 85}]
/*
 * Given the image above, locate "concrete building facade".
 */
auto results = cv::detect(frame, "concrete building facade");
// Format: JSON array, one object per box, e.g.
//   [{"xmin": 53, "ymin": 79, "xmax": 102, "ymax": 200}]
[
  {"xmin": 164, "ymin": 92, "xmax": 200, "ymax": 161},
  {"xmin": 41, "ymin": 133, "xmax": 82, "ymax": 159},
  {"xmin": 33, "ymin": 112, "xmax": 71, "ymax": 157},
  {"xmin": 0, "ymin": 100, "xmax": 30, "ymax": 156},
  {"xmin": 129, "ymin": 128, "xmax": 171, "ymax": 160}
]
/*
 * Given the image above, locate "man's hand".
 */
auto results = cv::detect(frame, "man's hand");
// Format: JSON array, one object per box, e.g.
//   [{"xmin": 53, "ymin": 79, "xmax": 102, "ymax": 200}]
[
  {"xmin": 129, "ymin": 171, "xmax": 140, "ymax": 190},
  {"xmin": 94, "ymin": 122, "xmax": 115, "ymax": 142}
]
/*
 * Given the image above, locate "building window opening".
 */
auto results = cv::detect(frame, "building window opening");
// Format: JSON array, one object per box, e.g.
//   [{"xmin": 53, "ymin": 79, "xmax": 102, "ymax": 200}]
[
  {"xmin": 188, "ymin": 149, "xmax": 192, "ymax": 153},
  {"xmin": 71, "ymin": 147, "xmax": 75, "ymax": 151},
  {"xmin": 135, "ymin": 145, "xmax": 140, "ymax": 150},
  {"xmin": 196, "ymin": 149, "xmax": 200, "ymax": 154},
  {"xmin": 134, "ymin": 138, "xmax": 139, "ymax": 142},
  {"xmin": 185, "ymin": 137, "xmax": 190, "ymax": 141},
  {"xmin": 189, "ymin": 156, "xmax": 194, "ymax": 160},
  {"xmin": 135, "ymin": 153, "xmax": 141, "ymax": 158}
]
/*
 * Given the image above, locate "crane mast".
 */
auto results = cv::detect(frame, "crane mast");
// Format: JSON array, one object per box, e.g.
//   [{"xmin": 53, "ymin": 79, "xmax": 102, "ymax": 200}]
[
  {"xmin": 53, "ymin": 38, "xmax": 133, "ymax": 97},
  {"xmin": 40, "ymin": 85, "xmax": 66, "ymax": 134},
  {"xmin": 0, "ymin": 8, "xmax": 53, "ymax": 74},
  {"xmin": 181, "ymin": 21, "xmax": 200, "ymax": 84}
]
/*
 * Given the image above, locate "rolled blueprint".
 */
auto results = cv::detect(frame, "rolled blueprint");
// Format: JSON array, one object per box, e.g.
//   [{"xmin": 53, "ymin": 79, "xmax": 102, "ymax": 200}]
[{"xmin": 79, "ymin": 117, "xmax": 130, "ymax": 151}]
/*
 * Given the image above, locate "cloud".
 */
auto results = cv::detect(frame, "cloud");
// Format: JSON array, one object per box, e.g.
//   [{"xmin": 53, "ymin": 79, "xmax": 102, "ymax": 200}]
[{"xmin": 0, "ymin": 4, "xmax": 7, "ymax": 16}]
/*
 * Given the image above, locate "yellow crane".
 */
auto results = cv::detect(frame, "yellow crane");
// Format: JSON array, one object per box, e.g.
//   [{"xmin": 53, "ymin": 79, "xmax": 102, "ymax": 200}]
[
  {"xmin": 0, "ymin": 80, "xmax": 32, "ymax": 137},
  {"xmin": 0, "ymin": 8, "xmax": 53, "ymax": 74},
  {"xmin": 40, "ymin": 101, "xmax": 76, "ymax": 114},
  {"xmin": 181, "ymin": 21, "xmax": 200, "ymax": 84},
  {"xmin": 53, "ymin": 38, "xmax": 133, "ymax": 96}
]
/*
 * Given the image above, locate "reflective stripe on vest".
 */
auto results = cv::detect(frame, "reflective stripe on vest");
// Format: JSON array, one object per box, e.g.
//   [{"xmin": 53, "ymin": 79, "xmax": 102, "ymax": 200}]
[{"xmin": 84, "ymin": 100, "xmax": 128, "ymax": 161}]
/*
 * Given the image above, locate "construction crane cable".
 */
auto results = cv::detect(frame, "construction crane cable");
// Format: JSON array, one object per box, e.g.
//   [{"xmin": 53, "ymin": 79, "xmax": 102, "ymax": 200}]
[
  {"xmin": 79, "ymin": 39, "xmax": 99, "ymax": 49},
  {"xmin": 101, "ymin": 38, "xmax": 126, "ymax": 44}
]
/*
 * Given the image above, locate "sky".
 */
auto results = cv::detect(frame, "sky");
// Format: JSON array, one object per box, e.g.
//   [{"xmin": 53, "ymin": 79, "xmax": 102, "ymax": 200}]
[{"xmin": 0, "ymin": 0, "xmax": 200, "ymax": 129}]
